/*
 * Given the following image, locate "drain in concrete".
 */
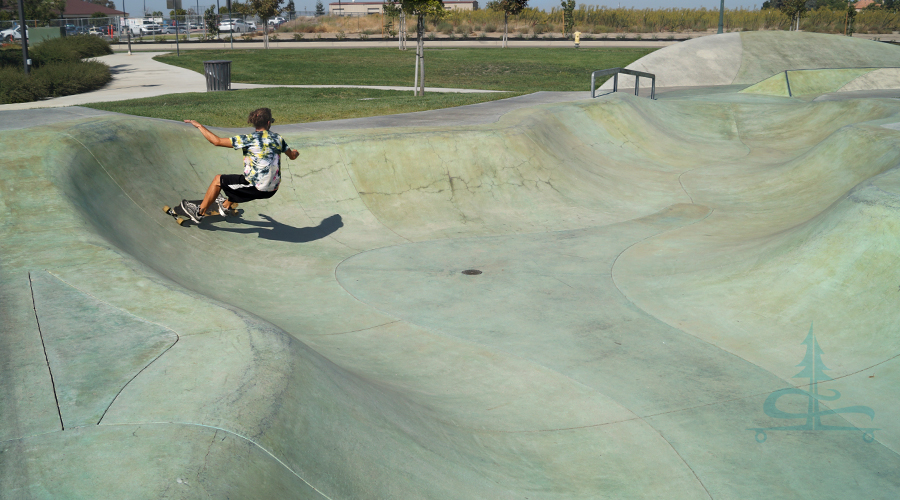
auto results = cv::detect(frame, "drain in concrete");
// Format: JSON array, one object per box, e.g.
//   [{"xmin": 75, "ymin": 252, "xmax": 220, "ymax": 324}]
[{"xmin": 461, "ymin": 270, "xmax": 482, "ymax": 275}]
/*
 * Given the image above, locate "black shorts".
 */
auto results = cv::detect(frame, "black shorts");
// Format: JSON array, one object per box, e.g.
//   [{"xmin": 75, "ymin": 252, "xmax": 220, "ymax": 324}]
[{"xmin": 219, "ymin": 174, "xmax": 278, "ymax": 204}]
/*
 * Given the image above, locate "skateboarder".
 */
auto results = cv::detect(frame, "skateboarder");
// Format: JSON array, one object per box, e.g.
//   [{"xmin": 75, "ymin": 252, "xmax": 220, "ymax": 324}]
[{"xmin": 180, "ymin": 107, "xmax": 299, "ymax": 223}]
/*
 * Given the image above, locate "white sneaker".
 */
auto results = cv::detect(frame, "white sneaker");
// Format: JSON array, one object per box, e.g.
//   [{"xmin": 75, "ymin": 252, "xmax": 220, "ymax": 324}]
[
  {"xmin": 180, "ymin": 199, "xmax": 203, "ymax": 223},
  {"xmin": 215, "ymin": 193, "xmax": 229, "ymax": 216}
]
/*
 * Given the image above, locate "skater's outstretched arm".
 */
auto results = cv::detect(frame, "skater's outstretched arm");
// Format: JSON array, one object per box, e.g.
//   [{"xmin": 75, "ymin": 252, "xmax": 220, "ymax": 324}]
[
  {"xmin": 285, "ymin": 148, "xmax": 299, "ymax": 160},
  {"xmin": 184, "ymin": 120, "xmax": 232, "ymax": 147}
]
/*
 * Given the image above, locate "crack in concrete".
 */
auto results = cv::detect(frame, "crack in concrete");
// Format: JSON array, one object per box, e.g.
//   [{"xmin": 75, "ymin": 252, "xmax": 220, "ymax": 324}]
[
  {"xmin": 27, "ymin": 271, "xmax": 65, "ymax": 432},
  {"xmin": 98, "ymin": 421, "xmax": 333, "ymax": 499}
]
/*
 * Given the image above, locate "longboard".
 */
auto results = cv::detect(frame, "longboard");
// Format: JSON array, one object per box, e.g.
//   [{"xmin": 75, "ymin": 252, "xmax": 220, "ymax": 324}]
[{"xmin": 162, "ymin": 199, "xmax": 240, "ymax": 226}]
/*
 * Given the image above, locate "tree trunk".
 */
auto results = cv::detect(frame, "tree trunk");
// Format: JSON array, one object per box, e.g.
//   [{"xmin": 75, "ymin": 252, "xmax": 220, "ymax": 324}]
[
  {"xmin": 418, "ymin": 15, "xmax": 425, "ymax": 96},
  {"xmin": 399, "ymin": 11, "xmax": 406, "ymax": 50},
  {"xmin": 413, "ymin": 35, "xmax": 419, "ymax": 96},
  {"xmin": 503, "ymin": 11, "xmax": 508, "ymax": 48}
]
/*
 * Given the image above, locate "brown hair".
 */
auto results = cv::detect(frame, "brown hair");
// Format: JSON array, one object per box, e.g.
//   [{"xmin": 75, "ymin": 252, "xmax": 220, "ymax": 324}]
[{"xmin": 248, "ymin": 108, "xmax": 273, "ymax": 129}]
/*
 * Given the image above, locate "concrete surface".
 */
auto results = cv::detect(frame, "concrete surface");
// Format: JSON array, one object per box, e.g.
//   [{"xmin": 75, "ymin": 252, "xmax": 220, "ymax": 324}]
[
  {"xmin": 601, "ymin": 31, "xmax": 900, "ymax": 90},
  {"xmin": 3, "ymin": 31, "xmax": 900, "ymax": 499},
  {"xmin": 742, "ymin": 67, "xmax": 900, "ymax": 97}
]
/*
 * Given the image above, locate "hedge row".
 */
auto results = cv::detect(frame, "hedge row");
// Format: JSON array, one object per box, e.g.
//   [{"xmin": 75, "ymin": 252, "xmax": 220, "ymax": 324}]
[
  {"xmin": 0, "ymin": 60, "xmax": 111, "ymax": 104},
  {"xmin": 0, "ymin": 34, "xmax": 113, "ymax": 103}
]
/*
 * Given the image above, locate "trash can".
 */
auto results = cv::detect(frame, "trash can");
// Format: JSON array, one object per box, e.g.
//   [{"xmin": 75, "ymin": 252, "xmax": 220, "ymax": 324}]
[{"xmin": 203, "ymin": 60, "xmax": 231, "ymax": 92}]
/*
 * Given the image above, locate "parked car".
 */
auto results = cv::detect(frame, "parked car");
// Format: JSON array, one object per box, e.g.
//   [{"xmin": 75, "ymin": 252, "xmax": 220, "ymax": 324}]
[
  {"xmin": 140, "ymin": 23, "xmax": 163, "ymax": 35},
  {"xmin": 268, "ymin": 16, "xmax": 285, "ymax": 25},
  {"xmin": 246, "ymin": 21, "xmax": 257, "ymax": 31},
  {"xmin": 218, "ymin": 19, "xmax": 248, "ymax": 33},
  {"xmin": 164, "ymin": 23, "xmax": 186, "ymax": 34},
  {"xmin": 88, "ymin": 26, "xmax": 105, "ymax": 36},
  {"xmin": 1, "ymin": 25, "xmax": 28, "ymax": 42}
]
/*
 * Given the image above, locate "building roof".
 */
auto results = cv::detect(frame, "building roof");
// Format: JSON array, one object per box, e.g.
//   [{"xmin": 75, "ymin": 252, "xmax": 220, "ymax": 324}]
[
  {"xmin": 854, "ymin": 0, "xmax": 874, "ymax": 9},
  {"xmin": 61, "ymin": 0, "xmax": 125, "ymax": 16}
]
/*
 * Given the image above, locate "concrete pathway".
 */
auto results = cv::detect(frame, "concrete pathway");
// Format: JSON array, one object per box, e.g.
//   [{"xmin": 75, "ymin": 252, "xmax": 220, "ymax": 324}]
[{"xmin": 0, "ymin": 51, "xmax": 507, "ymax": 111}]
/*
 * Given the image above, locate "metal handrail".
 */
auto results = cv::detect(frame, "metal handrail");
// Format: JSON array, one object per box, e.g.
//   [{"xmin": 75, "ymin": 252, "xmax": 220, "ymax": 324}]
[{"xmin": 591, "ymin": 68, "xmax": 656, "ymax": 100}]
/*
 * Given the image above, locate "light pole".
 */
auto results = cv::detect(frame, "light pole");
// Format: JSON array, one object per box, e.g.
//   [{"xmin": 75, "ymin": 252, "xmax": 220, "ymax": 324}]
[
  {"xmin": 16, "ymin": 0, "xmax": 29, "ymax": 75},
  {"xmin": 717, "ymin": 0, "xmax": 725, "ymax": 34}
]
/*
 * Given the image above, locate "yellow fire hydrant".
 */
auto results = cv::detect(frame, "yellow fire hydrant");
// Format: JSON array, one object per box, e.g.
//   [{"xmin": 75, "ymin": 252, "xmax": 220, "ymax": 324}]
[{"xmin": 574, "ymin": 31, "xmax": 581, "ymax": 48}]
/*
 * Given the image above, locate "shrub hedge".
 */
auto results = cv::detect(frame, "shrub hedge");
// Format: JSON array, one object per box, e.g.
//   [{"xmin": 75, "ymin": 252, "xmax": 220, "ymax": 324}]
[{"xmin": 0, "ymin": 35, "xmax": 112, "ymax": 103}]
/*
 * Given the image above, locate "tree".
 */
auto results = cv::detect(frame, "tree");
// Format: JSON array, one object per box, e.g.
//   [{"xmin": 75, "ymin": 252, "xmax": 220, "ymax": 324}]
[
  {"xmin": 24, "ymin": 0, "xmax": 66, "ymax": 25},
  {"xmin": 383, "ymin": 0, "xmax": 400, "ymax": 36},
  {"xmin": 560, "ymin": 0, "xmax": 574, "ymax": 38},
  {"xmin": 231, "ymin": 1, "xmax": 253, "ymax": 15},
  {"xmin": 315, "ymin": 0, "xmax": 324, "ymax": 15},
  {"xmin": 489, "ymin": 0, "xmax": 527, "ymax": 48},
  {"xmin": 286, "ymin": 0, "xmax": 294, "ymax": 17},
  {"xmin": 779, "ymin": 0, "xmax": 806, "ymax": 30},
  {"xmin": 845, "ymin": 0, "xmax": 856, "ymax": 34},
  {"xmin": 88, "ymin": 0, "xmax": 116, "ymax": 8},
  {"xmin": 399, "ymin": 0, "xmax": 444, "ymax": 96},
  {"xmin": 248, "ymin": 0, "xmax": 283, "ymax": 48},
  {"xmin": 91, "ymin": 10, "xmax": 107, "ymax": 17},
  {"xmin": 204, "ymin": 5, "xmax": 219, "ymax": 38}
]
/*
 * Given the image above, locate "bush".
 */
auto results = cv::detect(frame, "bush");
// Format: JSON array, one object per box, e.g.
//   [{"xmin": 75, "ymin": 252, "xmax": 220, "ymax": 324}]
[
  {"xmin": 30, "ymin": 34, "xmax": 112, "ymax": 65},
  {"xmin": 437, "ymin": 21, "xmax": 453, "ymax": 34},
  {"xmin": 293, "ymin": 32, "xmax": 304, "ymax": 40},
  {"xmin": 292, "ymin": 22, "xmax": 326, "ymax": 33},
  {"xmin": 485, "ymin": 23, "xmax": 497, "ymax": 32},
  {"xmin": 0, "ymin": 47, "xmax": 23, "ymax": 69},
  {"xmin": 0, "ymin": 60, "xmax": 111, "ymax": 104}
]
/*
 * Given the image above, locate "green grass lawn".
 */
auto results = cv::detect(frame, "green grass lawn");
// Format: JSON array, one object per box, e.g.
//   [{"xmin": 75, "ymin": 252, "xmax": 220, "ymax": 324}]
[
  {"xmin": 85, "ymin": 47, "xmax": 654, "ymax": 126},
  {"xmin": 85, "ymin": 87, "xmax": 524, "ymax": 127},
  {"xmin": 153, "ymin": 47, "xmax": 654, "ymax": 91}
]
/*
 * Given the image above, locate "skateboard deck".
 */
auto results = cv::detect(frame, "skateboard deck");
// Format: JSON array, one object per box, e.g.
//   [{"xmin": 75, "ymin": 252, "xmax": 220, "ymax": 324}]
[{"xmin": 162, "ymin": 199, "xmax": 239, "ymax": 226}]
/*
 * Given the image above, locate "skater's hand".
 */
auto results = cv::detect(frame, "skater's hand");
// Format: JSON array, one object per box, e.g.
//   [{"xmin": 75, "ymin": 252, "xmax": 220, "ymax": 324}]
[
  {"xmin": 183, "ymin": 119, "xmax": 202, "ymax": 128},
  {"xmin": 286, "ymin": 148, "xmax": 299, "ymax": 160}
]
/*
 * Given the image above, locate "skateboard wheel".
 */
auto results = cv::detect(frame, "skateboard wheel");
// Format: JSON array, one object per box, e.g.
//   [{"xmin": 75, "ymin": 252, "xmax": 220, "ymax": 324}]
[
  {"xmin": 163, "ymin": 205, "xmax": 171, "ymax": 212},
  {"xmin": 176, "ymin": 218, "xmax": 185, "ymax": 225}
]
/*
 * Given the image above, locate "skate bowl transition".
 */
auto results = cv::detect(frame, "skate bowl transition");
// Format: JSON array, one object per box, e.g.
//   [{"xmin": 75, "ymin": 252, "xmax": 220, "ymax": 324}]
[{"xmin": 3, "ymin": 33, "xmax": 900, "ymax": 498}]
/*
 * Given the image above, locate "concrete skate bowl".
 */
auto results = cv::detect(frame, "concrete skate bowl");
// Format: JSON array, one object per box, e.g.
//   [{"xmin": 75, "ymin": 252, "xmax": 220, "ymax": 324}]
[
  {"xmin": 599, "ymin": 31, "xmax": 900, "ymax": 92},
  {"xmin": 3, "ymin": 93, "xmax": 900, "ymax": 498}
]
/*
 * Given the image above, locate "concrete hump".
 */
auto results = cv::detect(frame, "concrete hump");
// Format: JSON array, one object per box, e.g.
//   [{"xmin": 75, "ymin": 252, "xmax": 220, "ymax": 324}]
[
  {"xmin": 598, "ymin": 31, "xmax": 900, "ymax": 91},
  {"xmin": 598, "ymin": 32, "xmax": 743, "ymax": 90}
]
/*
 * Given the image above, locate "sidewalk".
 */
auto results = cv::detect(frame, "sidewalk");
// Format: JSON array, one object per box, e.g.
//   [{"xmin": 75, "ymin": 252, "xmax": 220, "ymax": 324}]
[
  {"xmin": 109, "ymin": 30, "xmax": 900, "ymax": 52},
  {"xmin": 112, "ymin": 39, "xmax": 680, "ymax": 51},
  {"xmin": 0, "ymin": 51, "xmax": 504, "ymax": 111}
]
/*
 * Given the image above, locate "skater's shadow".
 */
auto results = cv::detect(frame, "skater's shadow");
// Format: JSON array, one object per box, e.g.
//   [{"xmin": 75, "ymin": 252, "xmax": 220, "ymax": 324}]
[{"xmin": 205, "ymin": 213, "xmax": 343, "ymax": 243}]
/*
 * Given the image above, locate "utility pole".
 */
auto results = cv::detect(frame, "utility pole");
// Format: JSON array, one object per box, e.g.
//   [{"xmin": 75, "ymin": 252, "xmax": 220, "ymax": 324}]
[{"xmin": 16, "ymin": 0, "xmax": 29, "ymax": 74}]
